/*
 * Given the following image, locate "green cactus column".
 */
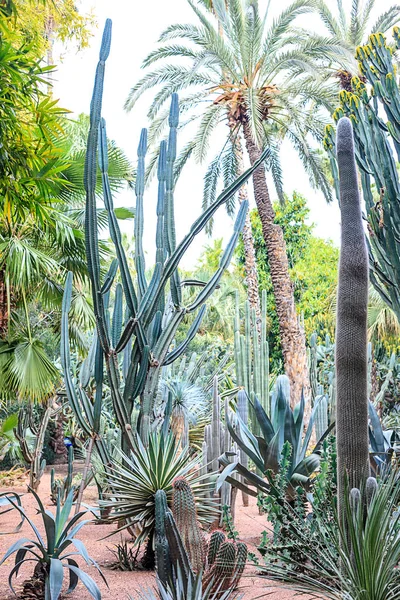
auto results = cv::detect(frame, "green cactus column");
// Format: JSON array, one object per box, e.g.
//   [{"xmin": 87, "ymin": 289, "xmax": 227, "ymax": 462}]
[{"xmin": 335, "ymin": 117, "xmax": 370, "ymax": 519}]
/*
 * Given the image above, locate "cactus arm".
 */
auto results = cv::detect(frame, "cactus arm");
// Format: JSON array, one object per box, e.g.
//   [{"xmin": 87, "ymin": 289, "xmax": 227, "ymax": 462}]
[
  {"xmin": 162, "ymin": 305, "xmax": 206, "ymax": 366},
  {"xmin": 144, "ymin": 147, "xmax": 270, "ymax": 323},
  {"xmin": 98, "ymin": 119, "xmax": 147, "ymax": 351},
  {"xmin": 100, "ymin": 259, "xmax": 119, "ymax": 294},
  {"xmin": 111, "ymin": 283, "xmax": 123, "ymax": 348},
  {"xmin": 187, "ymin": 201, "xmax": 248, "ymax": 313},
  {"xmin": 156, "ymin": 140, "xmax": 167, "ymax": 267},
  {"xmin": 135, "ymin": 128, "xmax": 148, "ymax": 300},
  {"xmin": 84, "ymin": 22, "xmax": 112, "ymax": 355},
  {"xmin": 93, "ymin": 337, "xmax": 103, "ymax": 433},
  {"xmin": 61, "ymin": 273, "xmax": 93, "ymax": 437},
  {"xmin": 336, "ymin": 117, "xmax": 370, "ymax": 515},
  {"xmin": 164, "ymin": 94, "xmax": 182, "ymax": 308}
]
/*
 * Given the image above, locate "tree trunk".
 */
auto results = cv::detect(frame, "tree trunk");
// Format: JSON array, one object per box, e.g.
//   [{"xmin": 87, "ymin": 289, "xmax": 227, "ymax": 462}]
[
  {"xmin": 231, "ymin": 130, "xmax": 262, "ymax": 327},
  {"xmin": 0, "ymin": 269, "xmax": 8, "ymax": 339},
  {"xmin": 242, "ymin": 120, "xmax": 310, "ymax": 413}
]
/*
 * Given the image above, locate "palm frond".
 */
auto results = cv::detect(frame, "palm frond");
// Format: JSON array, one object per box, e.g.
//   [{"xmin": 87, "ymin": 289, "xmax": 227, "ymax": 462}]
[{"xmin": 370, "ymin": 6, "xmax": 400, "ymax": 35}]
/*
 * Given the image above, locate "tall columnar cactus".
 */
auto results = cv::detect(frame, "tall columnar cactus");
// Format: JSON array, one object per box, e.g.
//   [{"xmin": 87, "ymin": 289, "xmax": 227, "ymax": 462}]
[
  {"xmin": 335, "ymin": 117, "xmax": 370, "ymax": 521},
  {"xmin": 69, "ymin": 19, "xmax": 269, "ymax": 451},
  {"xmin": 234, "ymin": 291, "xmax": 269, "ymax": 421},
  {"xmin": 325, "ymin": 31, "xmax": 400, "ymax": 323},
  {"xmin": 172, "ymin": 477, "xmax": 206, "ymax": 574}
]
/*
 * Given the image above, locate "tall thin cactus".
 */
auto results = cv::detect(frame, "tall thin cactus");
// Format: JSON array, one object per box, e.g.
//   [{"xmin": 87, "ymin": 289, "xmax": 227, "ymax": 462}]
[{"xmin": 335, "ymin": 117, "xmax": 370, "ymax": 523}]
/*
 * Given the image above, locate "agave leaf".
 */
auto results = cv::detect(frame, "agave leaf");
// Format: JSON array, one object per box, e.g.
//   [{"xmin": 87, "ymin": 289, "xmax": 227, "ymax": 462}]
[
  {"xmin": 65, "ymin": 565, "xmax": 102, "ymax": 600},
  {"xmin": 49, "ymin": 558, "xmax": 64, "ymax": 600}
]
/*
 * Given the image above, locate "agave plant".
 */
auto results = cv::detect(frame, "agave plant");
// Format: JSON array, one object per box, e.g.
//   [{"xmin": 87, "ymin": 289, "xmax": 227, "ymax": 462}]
[
  {"xmin": 218, "ymin": 376, "xmax": 333, "ymax": 498},
  {"xmin": 100, "ymin": 431, "xmax": 218, "ymax": 545},
  {"xmin": 263, "ymin": 474, "xmax": 400, "ymax": 600},
  {"xmin": 0, "ymin": 488, "xmax": 106, "ymax": 599},
  {"xmin": 368, "ymin": 400, "xmax": 398, "ymax": 476},
  {"xmin": 130, "ymin": 570, "xmax": 237, "ymax": 600}
]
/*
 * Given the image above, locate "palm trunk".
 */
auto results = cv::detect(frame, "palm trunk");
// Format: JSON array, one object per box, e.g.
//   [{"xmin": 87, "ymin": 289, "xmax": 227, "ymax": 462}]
[
  {"xmin": 230, "ymin": 127, "xmax": 262, "ymax": 327},
  {"xmin": 242, "ymin": 120, "xmax": 310, "ymax": 413},
  {"xmin": 0, "ymin": 269, "xmax": 8, "ymax": 339}
]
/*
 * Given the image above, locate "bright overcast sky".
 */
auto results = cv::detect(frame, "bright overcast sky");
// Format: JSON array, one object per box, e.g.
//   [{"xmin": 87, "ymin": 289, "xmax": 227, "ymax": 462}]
[{"xmin": 52, "ymin": 0, "xmax": 387, "ymax": 268}]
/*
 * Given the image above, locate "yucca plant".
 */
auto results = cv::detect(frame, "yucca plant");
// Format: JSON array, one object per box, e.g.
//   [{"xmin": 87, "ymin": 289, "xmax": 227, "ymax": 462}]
[
  {"xmin": 100, "ymin": 431, "xmax": 218, "ymax": 546},
  {"xmin": 218, "ymin": 375, "xmax": 333, "ymax": 498},
  {"xmin": 262, "ymin": 474, "xmax": 400, "ymax": 600},
  {"xmin": 0, "ymin": 488, "xmax": 106, "ymax": 599}
]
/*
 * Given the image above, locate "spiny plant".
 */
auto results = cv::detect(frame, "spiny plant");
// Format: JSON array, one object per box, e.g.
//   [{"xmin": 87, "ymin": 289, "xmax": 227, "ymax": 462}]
[
  {"xmin": 154, "ymin": 488, "xmax": 247, "ymax": 599},
  {"xmin": 324, "ymin": 31, "xmax": 400, "ymax": 324},
  {"xmin": 262, "ymin": 474, "xmax": 400, "ymax": 600},
  {"xmin": 99, "ymin": 432, "xmax": 218, "ymax": 546},
  {"xmin": 334, "ymin": 117, "xmax": 370, "ymax": 524},
  {"xmin": 0, "ymin": 488, "xmax": 106, "ymax": 599}
]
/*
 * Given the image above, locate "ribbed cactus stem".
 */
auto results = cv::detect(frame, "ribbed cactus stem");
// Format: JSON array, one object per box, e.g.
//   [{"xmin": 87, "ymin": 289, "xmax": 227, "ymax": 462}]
[
  {"xmin": 315, "ymin": 395, "xmax": 328, "ymax": 441},
  {"xmin": 154, "ymin": 489, "xmax": 172, "ymax": 585},
  {"xmin": 172, "ymin": 477, "xmax": 206, "ymax": 574},
  {"xmin": 211, "ymin": 377, "xmax": 221, "ymax": 472},
  {"xmin": 335, "ymin": 117, "xmax": 370, "ymax": 521}
]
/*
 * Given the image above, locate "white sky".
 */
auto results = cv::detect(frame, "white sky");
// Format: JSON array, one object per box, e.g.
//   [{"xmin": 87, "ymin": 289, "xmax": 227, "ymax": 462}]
[{"xmin": 51, "ymin": 0, "xmax": 389, "ymax": 268}]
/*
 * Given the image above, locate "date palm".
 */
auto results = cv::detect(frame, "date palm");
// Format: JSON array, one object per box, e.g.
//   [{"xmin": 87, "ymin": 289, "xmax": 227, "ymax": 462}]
[
  {"xmin": 316, "ymin": 0, "xmax": 400, "ymax": 90},
  {"xmin": 125, "ymin": 0, "xmax": 348, "ymax": 407}
]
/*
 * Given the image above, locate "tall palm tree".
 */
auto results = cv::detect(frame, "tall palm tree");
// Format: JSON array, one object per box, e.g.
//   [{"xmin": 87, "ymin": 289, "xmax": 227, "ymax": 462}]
[
  {"xmin": 316, "ymin": 0, "xmax": 400, "ymax": 90},
  {"xmin": 125, "ymin": 0, "xmax": 348, "ymax": 407}
]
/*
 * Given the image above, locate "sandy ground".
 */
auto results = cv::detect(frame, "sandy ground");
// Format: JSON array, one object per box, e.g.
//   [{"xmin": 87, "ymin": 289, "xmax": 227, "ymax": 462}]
[{"xmin": 0, "ymin": 468, "xmax": 308, "ymax": 600}]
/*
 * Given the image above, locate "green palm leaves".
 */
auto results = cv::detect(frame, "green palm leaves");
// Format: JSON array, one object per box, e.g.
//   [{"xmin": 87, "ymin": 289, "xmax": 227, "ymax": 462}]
[
  {"xmin": 126, "ymin": 0, "xmax": 346, "ymax": 206},
  {"xmin": 100, "ymin": 432, "xmax": 218, "ymax": 546}
]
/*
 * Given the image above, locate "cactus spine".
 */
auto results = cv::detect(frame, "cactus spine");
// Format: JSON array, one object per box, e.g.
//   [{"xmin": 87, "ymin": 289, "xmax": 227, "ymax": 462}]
[
  {"xmin": 172, "ymin": 477, "xmax": 206, "ymax": 573},
  {"xmin": 335, "ymin": 117, "xmax": 370, "ymax": 521}
]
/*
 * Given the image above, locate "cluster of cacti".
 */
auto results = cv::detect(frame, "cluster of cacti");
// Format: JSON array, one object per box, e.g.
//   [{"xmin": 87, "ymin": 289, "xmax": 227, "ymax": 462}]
[
  {"xmin": 324, "ymin": 31, "xmax": 400, "ymax": 324},
  {"xmin": 234, "ymin": 291, "xmax": 269, "ymax": 421},
  {"xmin": 202, "ymin": 377, "xmax": 238, "ymax": 523},
  {"xmin": 14, "ymin": 401, "xmax": 55, "ymax": 491},
  {"xmin": 335, "ymin": 117, "xmax": 370, "ymax": 526},
  {"xmin": 50, "ymin": 445, "xmax": 80, "ymax": 505},
  {"xmin": 155, "ymin": 482, "xmax": 247, "ymax": 598},
  {"xmin": 61, "ymin": 19, "xmax": 267, "ymax": 457}
]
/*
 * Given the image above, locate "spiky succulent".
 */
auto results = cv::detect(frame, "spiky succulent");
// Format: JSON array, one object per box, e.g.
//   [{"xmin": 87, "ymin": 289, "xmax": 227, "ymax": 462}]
[{"xmin": 0, "ymin": 488, "xmax": 106, "ymax": 599}]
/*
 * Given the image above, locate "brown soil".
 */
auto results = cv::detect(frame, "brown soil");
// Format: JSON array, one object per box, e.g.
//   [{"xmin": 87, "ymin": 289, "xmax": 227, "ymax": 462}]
[{"xmin": 0, "ymin": 469, "xmax": 308, "ymax": 600}]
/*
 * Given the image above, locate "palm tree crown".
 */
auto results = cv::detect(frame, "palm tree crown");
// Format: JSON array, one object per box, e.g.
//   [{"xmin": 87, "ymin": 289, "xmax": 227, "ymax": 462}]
[{"xmin": 126, "ymin": 0, "xmax": 350, "ymax": 208}]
